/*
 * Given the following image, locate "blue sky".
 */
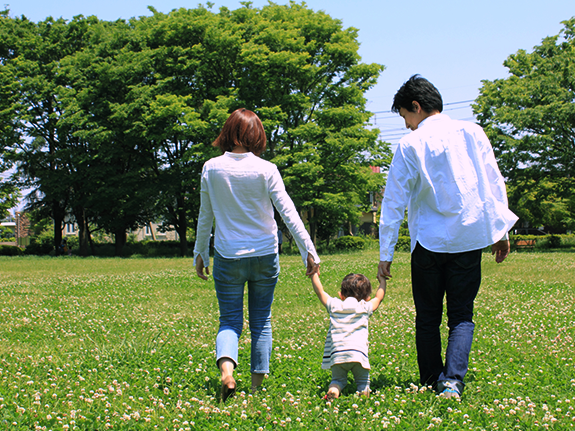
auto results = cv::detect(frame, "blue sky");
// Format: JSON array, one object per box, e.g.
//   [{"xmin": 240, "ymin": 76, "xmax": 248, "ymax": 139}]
[{"xmin": 6, "ymin": 0, "xmax": 574, "ymax": 145}]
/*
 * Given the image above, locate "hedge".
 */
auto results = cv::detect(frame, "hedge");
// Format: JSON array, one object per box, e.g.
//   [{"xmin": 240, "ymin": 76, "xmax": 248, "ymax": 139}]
[
  {"xmin": 333, "ymin": 236, "xmax": 366, "ymax": 251},
  {"xmin": 0, "ymin": 245, "xmax": 23, "ymax": 256}
]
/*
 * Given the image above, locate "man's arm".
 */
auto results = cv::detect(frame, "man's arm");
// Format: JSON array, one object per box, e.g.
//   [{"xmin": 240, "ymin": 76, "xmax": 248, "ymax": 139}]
[
  {"xmin": 310, "ymin": 273, "xmax": 330, "ymax": 308},
  {"xmin": 491, "ymin": 239, "xmax": 510, "ymax": 263},
  {"xmin": 379, "ymin": 142, "xmax": 417, "ymax": 267}
]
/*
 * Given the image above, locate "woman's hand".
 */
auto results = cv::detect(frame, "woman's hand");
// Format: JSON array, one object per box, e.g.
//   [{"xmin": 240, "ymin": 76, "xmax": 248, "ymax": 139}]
[
  {"xmin": 196, "ymin": 255, "xmax": 210, "ymax": 280},
  {"xmin": 306, "ymin": 253, "xmax": 320, "ymax": 277}
]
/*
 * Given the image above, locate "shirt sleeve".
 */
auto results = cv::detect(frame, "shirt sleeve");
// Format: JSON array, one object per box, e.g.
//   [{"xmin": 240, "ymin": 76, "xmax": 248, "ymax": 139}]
[
  {"xmin": 480, "ymin": 129, "xmax": 509, "ymax": 207},
  {"xmin": 379, "ymin": 142, "xmax": 419, "ymax": 262},
  {"xmin": 267, "ymin": 166, "xmax": 320, "ymax": 266},
  {"xmin": 479, "ymin": 128, "xmax": 518, "ymax": 241},
  {"xmin": 193, "ymin": 165, "xmax": 214, "ymax": 268}
]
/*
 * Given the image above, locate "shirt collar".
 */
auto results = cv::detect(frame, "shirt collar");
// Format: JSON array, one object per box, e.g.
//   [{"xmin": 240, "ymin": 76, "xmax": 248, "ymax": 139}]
[
  {"xmin": 418, "ymin": 113, "xmax": 450, "ymax": 128},
  {"xmin": 224, "ymin": 151, "xmax": 253, "ymax": 160}
]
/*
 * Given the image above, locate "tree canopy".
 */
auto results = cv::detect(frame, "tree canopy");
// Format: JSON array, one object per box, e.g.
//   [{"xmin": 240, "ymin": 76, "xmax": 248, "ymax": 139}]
[
  {"xmin": 474, "ymin": 17, "xmax": 575, "ymax": 232},
  {"xmin": 0, "ymin": 2, "xmax": 389, "ymax": 254}
]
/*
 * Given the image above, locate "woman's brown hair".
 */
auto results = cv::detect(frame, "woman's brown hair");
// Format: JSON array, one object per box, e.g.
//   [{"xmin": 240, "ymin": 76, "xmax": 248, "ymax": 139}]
[{"xmin": 212, "ymin": 108, "xmax": 267, "ymax": 156}]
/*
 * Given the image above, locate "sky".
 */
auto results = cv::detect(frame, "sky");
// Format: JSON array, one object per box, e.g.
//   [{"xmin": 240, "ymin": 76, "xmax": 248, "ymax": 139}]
[{"xmin": 6, "ymin": 0, "xmax": 575, "ymax": 146}]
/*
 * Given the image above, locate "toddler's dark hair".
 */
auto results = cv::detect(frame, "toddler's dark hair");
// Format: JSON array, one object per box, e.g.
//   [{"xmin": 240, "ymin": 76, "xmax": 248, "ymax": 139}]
[{"xmin": 340, "ymin": 273, "xmax": 372, "ymax": 301}]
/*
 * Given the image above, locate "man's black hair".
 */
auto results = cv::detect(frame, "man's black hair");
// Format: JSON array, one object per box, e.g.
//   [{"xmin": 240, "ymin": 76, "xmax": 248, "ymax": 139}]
[{"xmin": 391, "ymin": 74, "xmax": 443, "ymax": 114}]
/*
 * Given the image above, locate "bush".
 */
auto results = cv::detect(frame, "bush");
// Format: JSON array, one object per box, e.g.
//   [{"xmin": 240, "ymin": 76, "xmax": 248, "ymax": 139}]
[
  {"xmin": 395, "ymin": 235, "xmax": 411, "ymax": 252},
  {"xmin": 0, "ymin": 244, "xmax": 23, "ymax": 256},
  {"xmin": 24, "ymin": 231, "xmax": 55, "ymax": 255},
  {"xmin": 333, "ymin": 236, "xmax": 366, "ymax": 251},
  {"xmin": 509, "ymin": 234, "xmax": 575, "ymax": 251},
  {"xmin": 547, "ymin": 235, "xmax": 562, "ymax": 249},
  {"xmin": 0, "ymin": 225, "xmax": 15, "ymax": 239}
]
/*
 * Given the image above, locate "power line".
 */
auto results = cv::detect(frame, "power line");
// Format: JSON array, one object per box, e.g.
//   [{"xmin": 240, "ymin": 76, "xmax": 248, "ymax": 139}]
[{"xmin": 370, "ymin": 99, "xmax": 475, "ymax": 115}]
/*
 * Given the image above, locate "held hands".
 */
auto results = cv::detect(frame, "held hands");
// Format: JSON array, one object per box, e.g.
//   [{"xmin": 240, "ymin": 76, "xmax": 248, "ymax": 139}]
[
  {"xmin": 378, "ymin": 260, "xmax": 392, "ymax": 281},
  {"xmin": 306, "ymin": 253, "xmax": 320, "ymax": 277},
  {"xmin": 491, "ymin": 239, "xmax": 510, "ymax": 263},
  {"xmin": 195, "ymin": 255, "xmax": 210, "ymax": 280}
]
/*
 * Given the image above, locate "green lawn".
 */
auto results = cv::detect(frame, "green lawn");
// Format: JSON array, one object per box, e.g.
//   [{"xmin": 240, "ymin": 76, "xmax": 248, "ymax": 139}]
[{"xmin": 0, "ymin": 251, "xmax": 573, "ymax": 430}]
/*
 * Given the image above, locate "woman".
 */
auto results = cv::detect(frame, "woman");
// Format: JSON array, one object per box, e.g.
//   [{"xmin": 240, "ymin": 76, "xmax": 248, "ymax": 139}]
[{"xmin": 193, "ymin": 108, "xmax": 320, "ymax": 402}]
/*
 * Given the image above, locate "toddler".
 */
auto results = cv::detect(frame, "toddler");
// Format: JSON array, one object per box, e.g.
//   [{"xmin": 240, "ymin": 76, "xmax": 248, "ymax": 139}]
[{"xmin": 311, "ymin": 272, "xmax": 386, "ymax": 399}]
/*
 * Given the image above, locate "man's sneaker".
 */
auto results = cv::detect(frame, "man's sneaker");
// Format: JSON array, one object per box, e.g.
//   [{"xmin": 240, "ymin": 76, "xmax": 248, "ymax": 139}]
[
  {"xmin": 440, "ymin": 388, "xmax": 460, "ymax": 399},
  {"xmin": 437, "ymin": 380, "xmax": 463, "ymax": 399}
]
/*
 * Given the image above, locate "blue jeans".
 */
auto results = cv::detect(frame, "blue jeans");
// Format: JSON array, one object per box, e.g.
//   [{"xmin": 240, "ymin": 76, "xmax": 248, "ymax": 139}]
[
  {"xmin": 411, "ymin": 243, "xmax": 482, "ymax": 389},
  {"xmin": 213, "ymin": 251, "xmax": 280, "ymax": 374}
]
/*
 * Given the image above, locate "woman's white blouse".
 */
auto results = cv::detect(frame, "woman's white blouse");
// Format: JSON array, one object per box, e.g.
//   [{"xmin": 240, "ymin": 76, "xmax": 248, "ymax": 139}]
[{"xmin": 193, "ymin": 152, "xmax": 319, "ymax": 267}]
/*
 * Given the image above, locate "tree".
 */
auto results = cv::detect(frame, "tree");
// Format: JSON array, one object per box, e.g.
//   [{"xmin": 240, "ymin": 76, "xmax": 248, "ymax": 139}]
[
  {"xmin": 129, "ymin": 7, "xmax": 238, "ymax": 256},
  {"xmin": 0, "ymin": 12, "xmax": 97, "ymax": 252},
  {"xmin": 474, "ymin": 17, "xmax": 575, "ymax": 231},
  {"xmin": 2, "ymin": 2, "xmax": 390, "ymax": 254},
  {"xmin": 0, "ymin": 10, "xmax": 20, "ymax": 218},
  {"xmin": 228, "ymin": 2, "xmax": 390, "ymax": 243},
  {"xmin": 60, "ymin": 17, "xmax": 162, "ymax": 256}
]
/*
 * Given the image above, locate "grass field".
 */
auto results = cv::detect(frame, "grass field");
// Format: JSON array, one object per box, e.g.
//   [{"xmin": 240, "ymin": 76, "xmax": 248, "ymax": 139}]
[{"xmin": 0, "ymin": 250, "xmax": 573, "ymax": 430}]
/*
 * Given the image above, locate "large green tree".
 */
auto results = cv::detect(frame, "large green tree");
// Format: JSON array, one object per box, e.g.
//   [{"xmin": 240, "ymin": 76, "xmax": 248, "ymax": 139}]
[
  {"xmin": 60, "ymin": 17, "xmax": 161, "ymax": 256},
  {"xmin": 0, "ymin": 11, "xmax": 20, "ymax": 218},
  {"xmin": 0, "ymin": 12, "xmax": 97, "ymax": 251},
  {"xmin": 1, "ymin": 2, "xmax": 389, "ymax": 254},
  {"xmin": 127, "ymin": 6, "xmax": 238, "ymax": 256},
  {"xmin": 229, "ymin": 2, "xmax": 389, "ymax": 243},
  {"xmin": 474, "ymin": 17, "xmax": 575, "ymax": 232}
]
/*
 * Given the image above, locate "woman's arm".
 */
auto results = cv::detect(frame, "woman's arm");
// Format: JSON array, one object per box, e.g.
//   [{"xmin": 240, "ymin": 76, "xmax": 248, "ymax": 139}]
[
  {"xmin": 267, "ymin": 167, "xmax": 320, "ymax": 267},
  {"xmin": 193, "ymin": 167, "xmax": 214, "ymax": 275}
]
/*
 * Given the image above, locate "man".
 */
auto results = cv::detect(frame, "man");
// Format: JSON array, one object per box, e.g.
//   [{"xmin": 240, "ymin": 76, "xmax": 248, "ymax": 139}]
[{"xmin": 378, "ymin": 75, "xmax": 518, "ymax": 398}]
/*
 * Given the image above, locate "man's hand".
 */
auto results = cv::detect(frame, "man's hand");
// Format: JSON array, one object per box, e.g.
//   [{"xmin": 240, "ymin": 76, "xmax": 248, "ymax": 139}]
[
  {"xmin": 378, "ymin": 260, "xmax": 392, "ymax": 280},
  {"xmin": 491, "ymin": 240, "xmax": 510, "ymax": 263},
  {"xmin": 306, "ymin": 253, "xmax": 320, "ymax": 277},
  {"xmin": 195, "ymin": 255, "xmax": 210, "ymax": 280}
]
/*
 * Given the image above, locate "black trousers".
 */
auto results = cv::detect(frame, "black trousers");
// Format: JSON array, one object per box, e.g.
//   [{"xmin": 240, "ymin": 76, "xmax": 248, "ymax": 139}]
[{"xmin": 411, "ymin": 242, "xmax": 482, "ymax": 387}]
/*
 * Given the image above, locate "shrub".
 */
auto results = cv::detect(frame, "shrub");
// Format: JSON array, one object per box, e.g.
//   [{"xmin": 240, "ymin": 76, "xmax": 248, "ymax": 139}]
[
  {"xmin": 547, "ymin": 235, "xmax": 562, "ymax": 249},
  {"xmin": 333, "ymin": 236, "xmax": 366, "ymax": 251},
  {"xmin": 395, "ymin": 235, "xmax": 411, "ymax": 252},
  {"xmin": 0, "ymin": 225, "xmax": 15, "ymax": 239},
  {"xmin": 24, "ymin": 231, "xmax": 55, "ymax": 255},
  {"xmin": 0, "ymin": 245, "xmax": 23, "ymax": 256}
]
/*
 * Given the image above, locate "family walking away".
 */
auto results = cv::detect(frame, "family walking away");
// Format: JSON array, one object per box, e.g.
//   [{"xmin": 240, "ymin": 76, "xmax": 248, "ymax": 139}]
[
  {"xmin": 378, "ymin": 75, "xmax": 518, "ymax": 398},
  {"xmin": 311, "ymin": 272, "xmax": 386, "ymax": 400},
  {"xmin": 193, "ymin": 108, "xmax": 320, "ymax": 402},
  {"xmin": 192, "ymin": 75, "xmax": 517, "ymax": 403}
]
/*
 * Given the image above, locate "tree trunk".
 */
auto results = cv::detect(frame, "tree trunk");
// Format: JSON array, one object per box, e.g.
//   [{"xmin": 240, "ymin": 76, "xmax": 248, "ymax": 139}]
[
  {"xmin": 308, "ymin": 207, "xmax": 317, "ymax": 246},
  {"xmin": 114, "ymin": 229, "xmax": 127, "ymax": 256},
  {"xmin": 177, "ymin": 214, "xmax": 188, "ymax": 257},
  {"xmin": 148, "ymin": 222, "xmax": 156, "ymax": 241},
  {"xmin": 87, "ymin": 224, "xmax": 96, "ymax": 255},
  {"xmin": 53, "ymin": 202, "xmax": 64, "ymax": 255},
  {"xmin": 74, "ymin": 207, "xmax": 90, "ymax": 256}
]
